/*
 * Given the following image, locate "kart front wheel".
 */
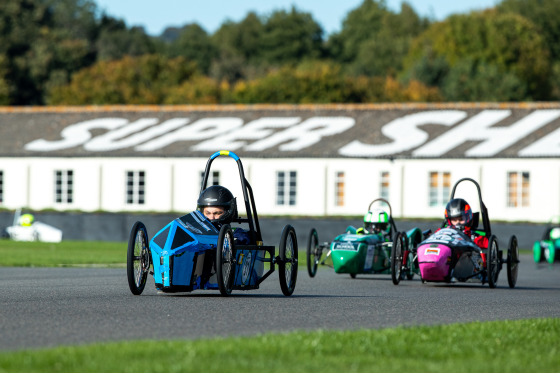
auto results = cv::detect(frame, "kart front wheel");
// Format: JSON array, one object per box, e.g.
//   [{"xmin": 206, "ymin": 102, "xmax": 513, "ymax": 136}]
[
  {"xmin": 391, "ymin": 232, "xmax": 404, "ymax": 285},
  {"xmin": 127, "ymin": 221, "xmax": 150, "ymax": 295},
  {"xmin": 544, "ymin": 242, "xmax": 556, "ymax": 264},
  {"xmin": 216, "ymin": 224, "xmax": 235, "ymax": 296},
  {"xmin": 507, "ymin": 235, "xmax": 519, "ymax": 288},
  {"xmin": 486, "ymin": 235, "xmax": 499, "ymax": 288},
  {"xmin": 307, "ymin": 228, "xmax": 319, "ymax": 278},
  {"xmin": 279, "ymin": 225, "xmax": 298, "ymax": 296}
]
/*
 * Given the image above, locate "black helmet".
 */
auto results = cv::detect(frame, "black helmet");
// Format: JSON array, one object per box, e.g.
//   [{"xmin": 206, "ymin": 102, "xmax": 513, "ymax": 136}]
[
  {"xmin": 444, "ymin": 198, "xmax": 473, "ymax": 229},
  {"xmin": 197, "ymin": 185, "xmax": 238, "ymax": 225}
]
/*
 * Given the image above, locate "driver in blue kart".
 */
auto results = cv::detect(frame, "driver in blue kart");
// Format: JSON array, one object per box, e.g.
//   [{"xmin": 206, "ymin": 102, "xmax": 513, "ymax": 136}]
[
  {"xmin": 197, "ymin": 185, "xmax": 251, "ymax": 244},
  {"xmin": 357, "ymin": 208, "xmax": 392, "ymax": 241},
  {"xmin": 443, "ymin": 198, "xmax": 488, "ymax": 250}
]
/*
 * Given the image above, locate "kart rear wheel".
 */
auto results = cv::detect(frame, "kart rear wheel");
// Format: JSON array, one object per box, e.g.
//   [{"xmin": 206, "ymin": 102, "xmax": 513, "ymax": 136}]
[
  {"xmin": 544, "ymin": 242, "xmax": 555, "ymax": 264},
  {"xmin": 279, "ymin": 225, "xmax": 298, "ymax": 296},
  {"xmin": 486, "ymin": 236, "xmax": 499, "ymax": 288},
  {"xmin": 533, "ymin": 241, "xmax": 544, "ymax": 263},
  {"xmin": 391, "ymin": 232, "xmax": 404, "ymax": 285},
  {"xmin": 307, "ymin": 228, "xmax": 319, "ymax": 278},
  {"xmin": 405, "ymin": 250, "xmax": 415, "ymax": 280},
  {"xmin": 507, "ymin": 235, "xmax": 519, "ymax": 288},
  {"xmin": 216, "ymin": 224, "xmax": 235, "ymax": 296},
  {"xmin": 127, "ymin": 221, "xmax": 150, "ymax": 295}
]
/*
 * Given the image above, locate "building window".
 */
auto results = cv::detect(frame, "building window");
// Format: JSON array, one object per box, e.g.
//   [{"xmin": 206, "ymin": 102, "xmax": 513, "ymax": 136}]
[
  {"xmin": 429, "ymin": 171, "xmax": 450, "ymax": 207},
  {"xmin": 335, "ymin": 172, "xmax": 345, "ymax": 206},
  {"xmin": 126, "ymin": 171, "xmax": 145, "ymax": 205},
  {"xmin": 277, "ymin": 171, "xmax": 297, "ymax": 206},
  {"xmin": 200, "ymin": 170, "xmax": 220, "ymax": 188},
  {"xmin": 380, "ymin": 171, "xmax": 390, "ymax": 201},
  {"xmin": 507, "ymin": 171, "xmax": 530, "ymax": 207},
  {"xmin": 0, "ymin": 170, "xmax": 3, "ymax": 203},
  {"xmin": 55, "ymin": 170, "xmax": 73, "ymax": 204}
]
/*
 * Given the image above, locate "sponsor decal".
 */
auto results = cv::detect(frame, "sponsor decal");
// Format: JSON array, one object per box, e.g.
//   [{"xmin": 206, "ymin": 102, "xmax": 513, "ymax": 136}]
[
  {"xmin": 22, "ymin": 110, "xmax": 560, "ymax": 157},
  {"xmin": 425, "ymin": 248, "xmax": 441, "ymax": 256},
  {"xmin": 333, "ymin": 242, "xmax": 357, "ymax": 251}
]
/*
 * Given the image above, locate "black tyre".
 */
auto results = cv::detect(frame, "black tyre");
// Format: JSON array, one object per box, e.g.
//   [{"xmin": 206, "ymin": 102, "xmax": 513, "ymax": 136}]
[
  {"xmin": 507, "ymin": 235, "xmax": 519, "ymax": 288},
  {"xmin": 350, "ymin": 273, "xmax": 356, "ymax": 279},
  {"xmin": 307, "ymin": 228, "xmax": 319, "ymax": 278},
  {"xmin": 216, "ymin": 224, "xmax": 235, "ymax": 296},
  {"xmin": 127, "ymin": 221, "xmax": 150, "ymax": 295},
  {"xmin": 391, "ymin": 232, "xmax": 404, "ymax": 285},
  {"xmin": 405, "ymin": 250, "xmax": 415, "ymax": 280},
  {"xmin": 279, "ymin": 225, "xmax": 298, "ymax": 296},
  {"xmin": 487, "ymin": 235, "xmax": 499, "ymax": 288}
]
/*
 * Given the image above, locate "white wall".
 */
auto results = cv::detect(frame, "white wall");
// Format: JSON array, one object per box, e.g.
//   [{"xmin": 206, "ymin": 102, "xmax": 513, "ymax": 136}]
[{"xmin": 1, "ymin": 156, "xmax": 558, "ymax": 223}]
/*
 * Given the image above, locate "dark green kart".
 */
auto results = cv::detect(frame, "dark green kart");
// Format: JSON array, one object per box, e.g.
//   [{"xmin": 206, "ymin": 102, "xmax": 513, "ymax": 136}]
[
  {"xmin": 533, "ymin": 216, "xmax": 560, "ymax": 264},
  {"xmin": 306, "ymin": 198, "xmax": 423, "ymax": 283}
]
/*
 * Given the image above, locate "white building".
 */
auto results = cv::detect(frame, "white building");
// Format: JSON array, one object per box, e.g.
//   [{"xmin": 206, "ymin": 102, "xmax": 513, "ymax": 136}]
[{"xmin": 0, "ymin": 103, "xmax": 558, "ymax": 223}]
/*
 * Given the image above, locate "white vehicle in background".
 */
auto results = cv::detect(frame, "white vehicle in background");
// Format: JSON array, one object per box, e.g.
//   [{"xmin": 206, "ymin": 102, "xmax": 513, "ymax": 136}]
[{"xmin": 2, "ymin": 209, "xmax": 63, "ymax": 243}]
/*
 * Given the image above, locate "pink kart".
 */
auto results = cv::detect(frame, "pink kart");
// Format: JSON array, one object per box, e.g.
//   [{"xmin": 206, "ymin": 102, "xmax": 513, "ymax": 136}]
[{"xmin": 416, "ymin": 178, "xmax": 519, "ymax": 288}]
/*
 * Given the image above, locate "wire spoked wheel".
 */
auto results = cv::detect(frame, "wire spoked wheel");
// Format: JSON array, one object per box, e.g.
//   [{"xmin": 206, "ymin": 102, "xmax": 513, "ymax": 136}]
[
  {"xmin": 391, "ymin": 232, "xmax": 405, "ymax": 285},
  {"xmin": 216, "ymin": 224, "xmax": 236, "ymax": 296},
  {"xmin": 486, "ymin": 235, "xmax": 499, "ymax": 288},
  {"xmin": 279, "ymin": 225, "xmax": 298, "ymax": 296},
  {"xmin": 507, "ymin": 235, "xmax": 519, "ymax": 288},
  {"xmin": 127, "ymin": 221, "xmax": 150, "ymax": 295},
  {"xmin": 307, "ymin": 228, "xmax": 320, "ymax": 277}
]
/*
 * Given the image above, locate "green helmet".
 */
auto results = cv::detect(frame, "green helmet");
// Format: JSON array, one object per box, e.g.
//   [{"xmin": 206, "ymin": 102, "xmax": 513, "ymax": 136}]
[{"xmin": 364, "ymin": 209, "xmax": 389, "ymax": 234}]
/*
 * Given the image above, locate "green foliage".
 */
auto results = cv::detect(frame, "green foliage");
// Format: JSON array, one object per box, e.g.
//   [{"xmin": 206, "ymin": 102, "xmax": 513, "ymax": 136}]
[
  {"xmin": 164, "ymin": 75, "xmax": 221, "ymax": 104},
  {"xmin": 441, "ymin": 59, "xmax": 528, "ymax": 101},
  {"xmin": 165, "ymin": 23, "xmax": 217, "ymax": 74},
  {"xmin": 259, "ymin": 6, "xmax": 324, "ymax": 65},
  {"xmin": 47, "ymin": 54, "xmax": 198, "ymax": 105},
  {"xmin": 498, "ymin": 0, "xmax": 560, "ymax": 61},
  {"xmin": 2, "ymin": 0, "xmax": 560, "ymax": 104},
  {"xmin": 403, "ymin": 9, "xmax": 552, "ymax": 100},
  {"xmin": 96, "ymin": 24, "xmax": 159, "ymax": 61},
  {"xmin": 1, "ymin": 319, "xmax": 558, "ymax": 372},
  {"xmin": 347, "ymin": 2, "xmax": 430, "ymax": 77}
]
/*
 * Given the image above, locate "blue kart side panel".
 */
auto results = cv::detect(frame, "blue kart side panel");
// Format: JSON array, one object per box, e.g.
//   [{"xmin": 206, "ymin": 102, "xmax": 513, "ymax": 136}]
[{"xmin": 150, "ymin": 211, "xmax": 219, "ymax": 291}]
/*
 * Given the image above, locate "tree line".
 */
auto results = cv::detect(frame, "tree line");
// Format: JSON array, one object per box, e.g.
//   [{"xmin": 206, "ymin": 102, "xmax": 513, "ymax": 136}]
[{"xmin": 1, "ymin": 0, "xmax": 559, "ymax": 105}]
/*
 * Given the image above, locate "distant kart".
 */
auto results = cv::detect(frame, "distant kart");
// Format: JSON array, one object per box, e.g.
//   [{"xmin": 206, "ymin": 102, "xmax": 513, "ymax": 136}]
[
  {"xmin": 1, "ymin": 209, "xmax": 63, "ymax": 243},
  {"xmin": 533, "ymin": 216, "xmax": 560, "ymax": 264},
  {"xmin": 126, "ymin": 150, "xmax": 298, "ymax": 297},
  {"xmin": 306, "ymin": 198, "xmax": 423, "ymax": 282},
  {"xmin": 412, "ymin": 178, "xmax": 519, "ymax": 288}
]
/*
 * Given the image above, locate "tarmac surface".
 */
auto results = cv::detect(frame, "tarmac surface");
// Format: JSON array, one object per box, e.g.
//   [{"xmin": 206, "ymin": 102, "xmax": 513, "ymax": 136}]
[{"xmin": 1, "ymin": 254, "xmax": 559, "ymax": 351}]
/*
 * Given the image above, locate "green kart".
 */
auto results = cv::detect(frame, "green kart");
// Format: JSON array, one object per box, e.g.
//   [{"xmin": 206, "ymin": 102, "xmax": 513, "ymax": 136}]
[
  {"xmin": 306, "ymin": 198, "xmax": 423, "ymax": 283},
  {"xmin": 533, "ymin": 216, "xmax": 560, "ymax": 264}
]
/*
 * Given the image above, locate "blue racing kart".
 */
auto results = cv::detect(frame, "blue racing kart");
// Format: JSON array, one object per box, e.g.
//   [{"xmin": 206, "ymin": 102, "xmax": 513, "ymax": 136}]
[{"xmin": 126, "ymin": 150, "xmax": 298, "ymax": 296}]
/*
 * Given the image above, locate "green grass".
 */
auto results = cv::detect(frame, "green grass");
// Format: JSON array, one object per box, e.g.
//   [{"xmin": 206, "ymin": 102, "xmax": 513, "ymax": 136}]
[
  {"xmin": 0, "ymin": 239, "xmax": 313, "ymax": 268},
  {"xmin": 0, "ymin": 318, "xmax": 558, "ymax": 372},
  {"xmin": 0, "ymin": 239, "xmax": 126, "ymax": 267}
]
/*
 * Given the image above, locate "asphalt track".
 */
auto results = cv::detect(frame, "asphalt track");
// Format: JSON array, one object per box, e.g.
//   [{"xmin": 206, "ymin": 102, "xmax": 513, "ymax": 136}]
[{"xmin": 1, "ymin": 254, "xmax": 559, "ymax": 351}]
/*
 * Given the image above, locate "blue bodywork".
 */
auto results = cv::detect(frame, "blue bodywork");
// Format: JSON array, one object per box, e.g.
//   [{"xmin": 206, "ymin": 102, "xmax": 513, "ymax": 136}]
[{"xmin": 150, "ymin": 210, "xmax": 266, "ymax": 292}]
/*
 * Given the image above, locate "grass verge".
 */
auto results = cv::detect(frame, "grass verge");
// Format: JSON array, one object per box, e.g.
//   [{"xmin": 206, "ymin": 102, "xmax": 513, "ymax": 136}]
[
  {"xmin": 0, "ymin": 318, "xmax": 558, "ymax": 372},
  {"xmin": 0, "ymin": 239, "xmax": 125, "ymax": 267}
]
